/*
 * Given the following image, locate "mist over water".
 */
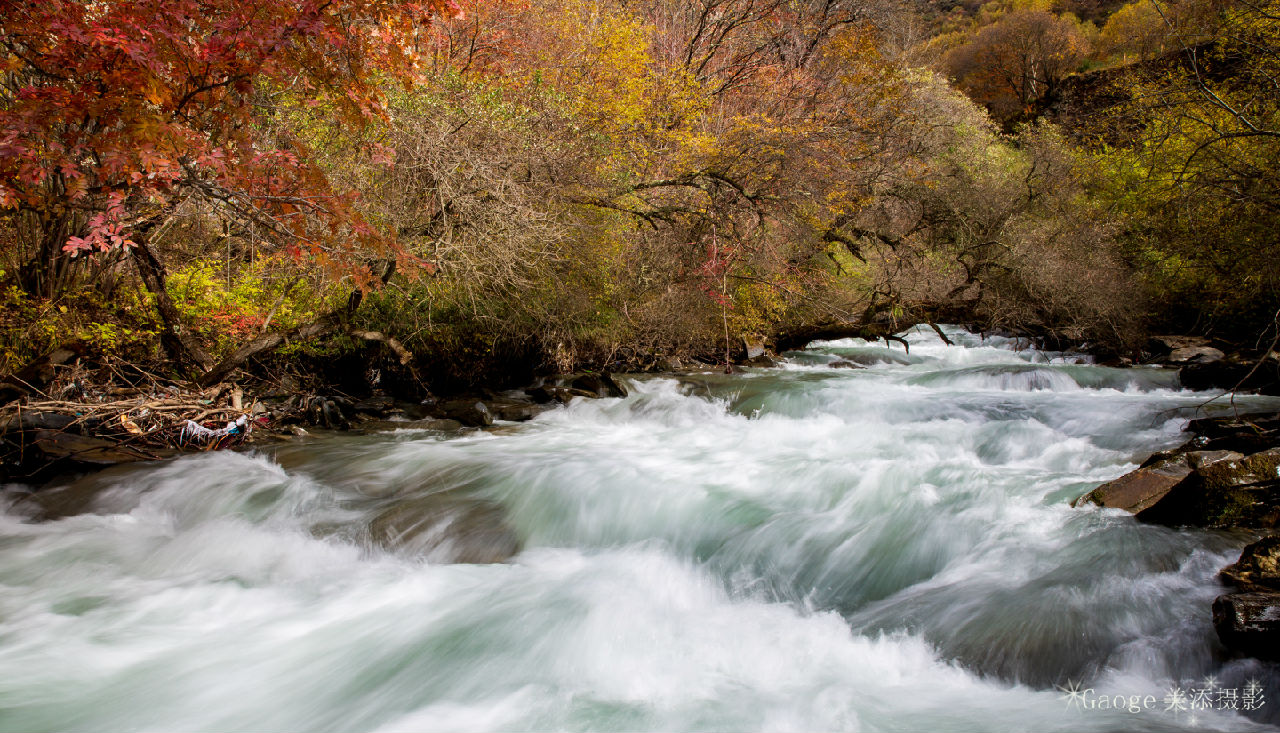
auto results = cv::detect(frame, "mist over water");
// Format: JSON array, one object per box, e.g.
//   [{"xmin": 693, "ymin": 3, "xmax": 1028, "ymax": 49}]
[{"xmin": 3, "ymin": 327, "xmax": 1280, "ymax": 732}]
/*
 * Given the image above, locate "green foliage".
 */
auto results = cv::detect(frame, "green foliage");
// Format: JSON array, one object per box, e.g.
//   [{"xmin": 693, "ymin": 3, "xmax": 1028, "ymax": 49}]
[
  {"xmin": 0, "ymin": 284, "xmax": 159, "ymax": 374},
  {"xmin": 166, "ymin": 259, "xmax": 330, "ymax": 357},
  {"xmin": 1091, "ymin": 1, "xmax": 1280, "ymax": 337}
]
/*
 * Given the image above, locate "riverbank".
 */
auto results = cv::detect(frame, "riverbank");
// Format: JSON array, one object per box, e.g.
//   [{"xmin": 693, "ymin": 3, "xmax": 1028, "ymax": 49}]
[
  {"xmin": 4, "ymin": 325, "xmax": 1277, "ymax": 485},
  {"xmin": 1079, "ymin": 409, "xmax": 1280, "ymax": 662}
]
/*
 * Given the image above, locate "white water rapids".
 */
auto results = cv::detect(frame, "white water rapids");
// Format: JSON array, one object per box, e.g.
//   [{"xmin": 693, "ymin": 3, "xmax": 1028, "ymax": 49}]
[{"xmin": 3, "ymin": 327, "xmax": 1280, "ymax": 732}]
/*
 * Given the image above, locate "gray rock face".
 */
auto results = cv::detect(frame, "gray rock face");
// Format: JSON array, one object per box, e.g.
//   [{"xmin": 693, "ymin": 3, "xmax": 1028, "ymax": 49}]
[{"xmin": 368, "ymin": 493, "xmax": 520, "ymax": 564}]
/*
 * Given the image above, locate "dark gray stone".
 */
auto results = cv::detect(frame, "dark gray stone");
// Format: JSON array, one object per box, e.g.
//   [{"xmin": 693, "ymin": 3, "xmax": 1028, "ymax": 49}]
[
  {"xmin": 1213, "ymin": 592, "xmax": 1280, "ymax": 659},
  {"xmin": 352, "ymin": 394, "xmax": 395, "ymax": 415},
  {"xmin": 437, "ymin": 399, "xmax": 493, "ymax": 427}
]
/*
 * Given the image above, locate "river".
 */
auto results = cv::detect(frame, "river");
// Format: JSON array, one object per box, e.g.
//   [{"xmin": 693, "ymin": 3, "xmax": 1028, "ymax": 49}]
[{"xmin": 2, "ymin": 326, "xmax": 1279, "ymax": 732}]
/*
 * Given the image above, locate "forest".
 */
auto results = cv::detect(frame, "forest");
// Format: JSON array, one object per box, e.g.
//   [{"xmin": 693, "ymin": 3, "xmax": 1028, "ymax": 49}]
[{"xmin": 1, "ymin": 0, "xmax": 1277, "ymax": 392}]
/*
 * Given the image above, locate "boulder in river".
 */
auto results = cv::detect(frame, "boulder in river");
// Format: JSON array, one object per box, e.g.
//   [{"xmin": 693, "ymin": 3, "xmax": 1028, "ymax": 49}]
[
  {"xmin": 569, "ymin": 372, "xmax": 628, "ymax": 398},
  {"xmin": 488, "ymin": 399, "xmax": 551, "ymax": 422},
  {"xmin": 435, "ymin": 399, "xmax": 494, "ymax": 427},
  {"xmin": 1075, "ymin": 456, "xmax": 1193, "ymax": 512},
  {"xmin": 356, "ymin": 418, "xmax": 464, "ymax": 433},
  {"xmin": 352, "ymin": 394, "xmax": 395, "ymax": 416},
  {"xmin": 1078, "ymin": 412, "xmax": 1280, "ymax": 529},
  {"xmin": 1186, "ymin": 414, "xmax": 1280, "ymax": 454},
  {"xmin": 1180, "ymin": 361, "xmax": 1280, "ymax": 395},
  {"xmin": 368, "ymin": 493, "xmax": 520, "ymax": 564},
  {"xmin": 1220, "ymin": 535, "xmax": 1280, "ymax": 592},
  {"xmin": 1213, "ymin": 592, "xmax": 1280, "ymax": 660},
  {"xmin": 1168, "ymin": 346, "xmax": 1225, "ymax": 364},
  {"xmin": 1215, "ymin": 536, "xmax": 1280, "ymax": 659},
  {"xmin": 1135, "ymin": 450, "xmax": 1280, "ymax": 529}
]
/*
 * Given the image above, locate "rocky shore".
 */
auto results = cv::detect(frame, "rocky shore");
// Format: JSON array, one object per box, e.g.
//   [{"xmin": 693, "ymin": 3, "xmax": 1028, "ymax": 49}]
[
  {"xmin": 1079, "ymin": 411, "xmax": 1280, "ymax": 661},
  {"xmin": 0, "ymin": 371, "xmax": 631, "ymax": 484}
]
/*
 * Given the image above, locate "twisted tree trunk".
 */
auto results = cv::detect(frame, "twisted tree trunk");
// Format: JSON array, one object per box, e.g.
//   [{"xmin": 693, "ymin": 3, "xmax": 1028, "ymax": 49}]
[{"xmin": 131, "ymin": 238, "xmax": 216, "ymax": 373}]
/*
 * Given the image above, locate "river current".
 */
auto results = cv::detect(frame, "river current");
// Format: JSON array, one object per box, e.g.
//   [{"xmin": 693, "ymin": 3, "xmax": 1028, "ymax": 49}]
[{"xmin": 3, "ymin": 327, "xmax": 1280, "ymax": 732}]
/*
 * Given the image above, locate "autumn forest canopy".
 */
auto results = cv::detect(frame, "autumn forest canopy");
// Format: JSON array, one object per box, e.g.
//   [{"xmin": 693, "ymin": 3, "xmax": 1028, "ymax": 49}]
[{"xmin": 1, "ymin": 0, "xmax": 1277, "ymax": 389}]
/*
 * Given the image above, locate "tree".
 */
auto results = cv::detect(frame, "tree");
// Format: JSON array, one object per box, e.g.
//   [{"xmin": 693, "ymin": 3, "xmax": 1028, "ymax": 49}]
[
  {"xmin": 1095, "ymin": 0, "xmax": 1280, "ymax": 337},
  {"xmin": 945, "ymin": 9, "xmax": 1090, "ymax": 123},
  {"xmin": 0, "ymin": 0, "xmax": 459, "ymax": 370},
  {"xmin": 1098, "ymin": 0, "xmax": 1170, "ymax": 61}
]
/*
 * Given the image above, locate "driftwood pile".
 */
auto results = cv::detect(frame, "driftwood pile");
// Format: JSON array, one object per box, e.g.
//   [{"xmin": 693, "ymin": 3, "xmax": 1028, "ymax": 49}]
[{"xmin": 0, "ymin": 349, "xmax": 272, "ymax": 483}]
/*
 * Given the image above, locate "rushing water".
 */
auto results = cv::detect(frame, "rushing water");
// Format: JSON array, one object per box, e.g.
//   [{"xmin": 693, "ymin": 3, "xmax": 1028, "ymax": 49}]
[{"xmin": 4, "ymin": 327, "xmax": 1280, "ymax": 732}]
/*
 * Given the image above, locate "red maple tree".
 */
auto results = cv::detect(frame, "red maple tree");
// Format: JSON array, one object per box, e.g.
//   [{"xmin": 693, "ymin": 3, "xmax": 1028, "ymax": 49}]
[{"xmin": 0, "ymin": 0, "xmax": 460, "ymax": 369}]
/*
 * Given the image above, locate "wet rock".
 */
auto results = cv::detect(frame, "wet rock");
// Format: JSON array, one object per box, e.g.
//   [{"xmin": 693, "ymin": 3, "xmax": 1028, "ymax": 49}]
[
  {"xmin": 525, "ymin": 385, "xmax": 557, "ymax": 404},
  {"xmin": 1148, "ymin": 448, "xmax": 1280, "ymax": 528},
  {"xmin": 1186, "ymin": 449, "xmax": 1247, "ymax": 470},
  {"xmin": 436, "ymin": 399, "xmax": 493, "ymax": 427},
  {"xmin": 28, "ymin": 431, "xmax": 159, "ymax": 465},
  {"xmin": 1180, "ymin": 361, "xmax": 1280, "ymax": 395},
  {"xmin": 1198, "ymin": 449, "xmax": 1280, "ymax": 490},
  {"xmin": 1213, "ymin": 592, "xmax": 1280, "ymax": 659},
  {"xmin": 1187, "ymin": 414, "xmax": 1280, "ymax": 454},
  {"xmin": 1220, "ymin": 536, "xmax": 1280, "ymax": 592},
  {"xmin": 569, "ymin": 373, "xmax": 627, "ymax": 398},
  {"xmin": 304, "ymin": 397, "xmax": 350, "ymax": 430},
  {"xmin": 488, "ymin": 400, "xmax": 551, "ymax": 422},
  {"xmin": 743, "ymin": 354, "xmax": 780, "ymax": 368},
  {"xmin": 3, "ymin": 411, "xmax": 82, "ymax": 433},
  {"xmin": 1076, "ymin": 457, "xmax": 1193, "ymax": 512},
  {"xmin": 1243, "ymin": 447, "xmax": 1280, "ymax": 481},
  {"xmin": 1, "ymin": 429, "xmax": 171, "ymax": 484},
  {"xmin": 1136, "ymin": 470, "xmax": 1280, "ymax": 529},
  {"xmin": 369, "ymin": 494, "xmax": 520, "ymax": 564},
  {"xmin": 352, "ymin": 394, "xmax": 395, "ymax": 416},
  {"xmin": 1168, "ymin": 346, "xmax": 1225, "ymax": 364},
  {"xmin": 1084, "ymin": 411, "xmax": 1280, "ymax": 529},
  {"xmin": 828, "ymin": 360, "xmax": 864, "ymax": 369}
]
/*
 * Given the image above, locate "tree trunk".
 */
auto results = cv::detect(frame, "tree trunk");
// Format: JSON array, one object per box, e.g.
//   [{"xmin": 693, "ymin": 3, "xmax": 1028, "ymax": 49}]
[{"xmin": 130, "ymin": 239, "xmax": 216, "ymax": 372}]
